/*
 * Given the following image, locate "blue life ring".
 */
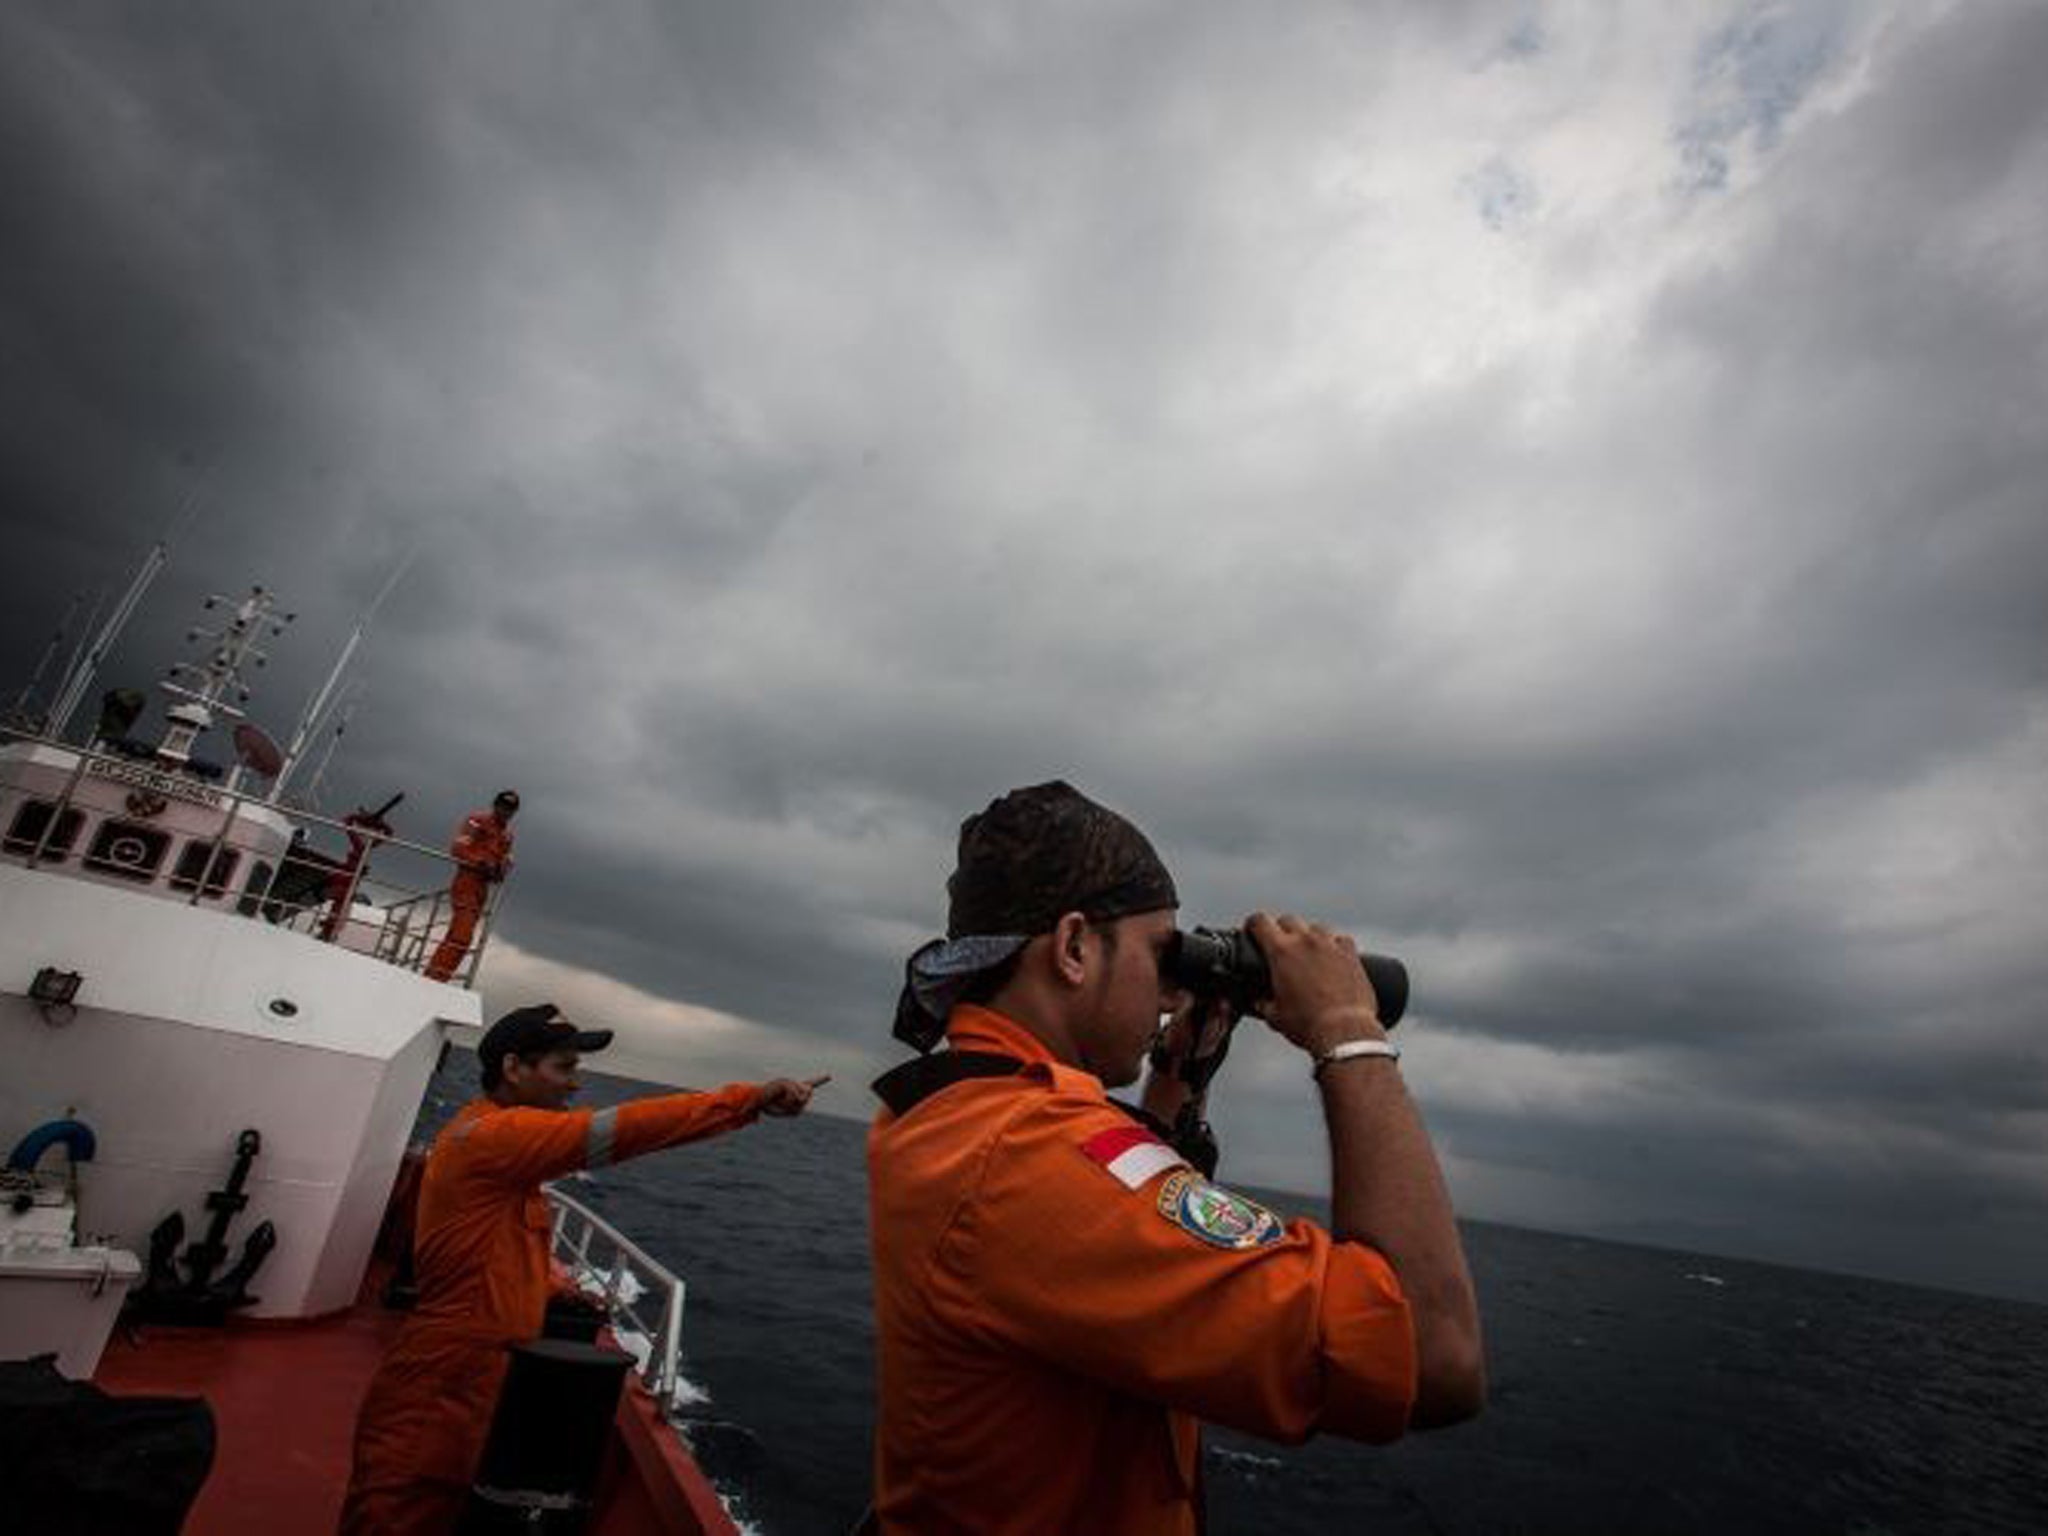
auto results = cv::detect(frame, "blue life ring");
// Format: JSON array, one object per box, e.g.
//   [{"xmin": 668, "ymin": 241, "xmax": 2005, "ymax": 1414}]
[{"xmin": 6, "ymin": 1119, "xmax": 98, "ymax": 1172}]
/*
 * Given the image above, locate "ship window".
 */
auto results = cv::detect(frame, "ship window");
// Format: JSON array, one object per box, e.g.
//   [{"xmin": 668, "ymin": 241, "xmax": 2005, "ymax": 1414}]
[
  {"xmin": 83, "ymin": 820, "xmax": 171, "ymax": 881},
  {"xmin": 4, "ymin": 800, "xmax": 86, "ymax": 861},
  {"xmin": 170, "ymin": 839, "xmax": 241, "ymax": 896},
  {"xmin": 237, "ymin": 859, "xmax": 275, "ymax": 917}
]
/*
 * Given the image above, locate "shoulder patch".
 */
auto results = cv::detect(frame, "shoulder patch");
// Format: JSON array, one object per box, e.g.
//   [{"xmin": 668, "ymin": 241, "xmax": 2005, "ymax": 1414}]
[
  {"xmin": 1155, "ymin": 1169, "xmax": 1284, "ymax": 1250},
  {"xmin": 1079, "ymin": 1124, "xmax": 1186, "ymax": 1190}
]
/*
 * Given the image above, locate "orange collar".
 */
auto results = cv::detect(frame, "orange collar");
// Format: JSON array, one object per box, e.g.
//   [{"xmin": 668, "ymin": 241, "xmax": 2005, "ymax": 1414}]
[{"xmin": 945, "ymin": 1005, "xmax": 1104, "ymax": 1100}]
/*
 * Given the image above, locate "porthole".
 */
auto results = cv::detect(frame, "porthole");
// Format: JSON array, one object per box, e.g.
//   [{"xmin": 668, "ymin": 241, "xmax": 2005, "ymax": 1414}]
[{"xmin": 85, "ymin": 820, "xmax": 170, "ymax": 880}]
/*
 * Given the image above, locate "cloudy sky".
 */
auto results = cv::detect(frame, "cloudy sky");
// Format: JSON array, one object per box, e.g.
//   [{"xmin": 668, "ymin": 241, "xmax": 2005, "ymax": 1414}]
[{"xmin": 3, "ymin": 1, "xmax": 2043, "ymax": 1303}]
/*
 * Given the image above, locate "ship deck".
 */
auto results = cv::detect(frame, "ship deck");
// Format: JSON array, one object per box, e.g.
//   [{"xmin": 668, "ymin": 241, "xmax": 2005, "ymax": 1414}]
[
  {"xmin": 98, "ymin": 1307, "xmax": 398, "ymax": 1533},
  {"xmin": 95, "ymin": 1305, "xmax": 733, "ymax": 1535}
]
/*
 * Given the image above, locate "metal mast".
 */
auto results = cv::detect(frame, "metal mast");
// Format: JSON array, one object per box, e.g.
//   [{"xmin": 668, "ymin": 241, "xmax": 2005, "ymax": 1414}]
[{"xmin": 154, "ymin": 587, "xmax": 294, "ymax": 766}]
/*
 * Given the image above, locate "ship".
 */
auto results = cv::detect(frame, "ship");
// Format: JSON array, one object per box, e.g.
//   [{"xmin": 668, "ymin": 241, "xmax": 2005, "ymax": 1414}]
[{"xmin": 1, "ymin": 567, "xmax": 741, "ymax": 1534}]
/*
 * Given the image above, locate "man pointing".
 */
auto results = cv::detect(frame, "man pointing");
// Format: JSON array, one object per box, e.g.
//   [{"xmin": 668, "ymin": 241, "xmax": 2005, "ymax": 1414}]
[{"xmin": 342, "ymin": 1003, "xmax": 827, "ymax": 1536}]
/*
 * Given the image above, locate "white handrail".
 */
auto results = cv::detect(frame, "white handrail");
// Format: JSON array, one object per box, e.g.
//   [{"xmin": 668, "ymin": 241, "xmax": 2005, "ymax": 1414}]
[
  {"xmin": 543, "ymin": 1185, "xmax": 689, "ymax": 1414},
  {"xmin": 0, "ymin": 723, "xmax": 508, "ymax": 985}
]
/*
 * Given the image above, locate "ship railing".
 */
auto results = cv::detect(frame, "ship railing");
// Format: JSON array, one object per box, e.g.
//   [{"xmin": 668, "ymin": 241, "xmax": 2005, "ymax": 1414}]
[
  {"xmin": 0, "ymin": 723, "xmax": 507, "ymax": 987},
  {"xmin": 544, "ymin": 1185, "xmax": 690, "ymax": 1416}
]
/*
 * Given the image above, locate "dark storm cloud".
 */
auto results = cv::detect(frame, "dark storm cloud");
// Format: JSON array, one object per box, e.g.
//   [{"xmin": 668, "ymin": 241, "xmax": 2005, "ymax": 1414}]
[{"xmin": 2, "ymin": 1, "xmax": 2043, "ymax": 1300}]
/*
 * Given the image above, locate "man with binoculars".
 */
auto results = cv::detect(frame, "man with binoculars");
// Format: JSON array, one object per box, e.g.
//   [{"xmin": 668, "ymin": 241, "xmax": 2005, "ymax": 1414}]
[{"xmin": 867, "ymin": 781, "xmax": 1484, "ymax": 1535}]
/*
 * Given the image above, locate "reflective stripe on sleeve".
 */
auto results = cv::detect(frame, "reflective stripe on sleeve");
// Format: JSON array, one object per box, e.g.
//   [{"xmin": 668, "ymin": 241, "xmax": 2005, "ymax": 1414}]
[{"xmin": 586, "ymin": 1107, "xmax": 620, "ymax": 1168}]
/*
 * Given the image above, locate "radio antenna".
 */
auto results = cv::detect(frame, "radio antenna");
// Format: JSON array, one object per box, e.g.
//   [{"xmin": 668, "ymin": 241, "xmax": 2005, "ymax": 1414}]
[
  {"xmin": 44, "ymin": 461, "xmax": 211, "ymax": 739},
  {"xmin": 48, "ymin": 547, "xmax": 168, "ymax": 738},
  {"xmin": 297, "ymin": 687, "xmax": 363, "ymax": 812},
  {"xmin": 7, "ymin": 590, "xmax": 87, "ymax": 727},
  {"xmin": 272, "ymin": 546, "xmax": 415, "ymax": 799}
]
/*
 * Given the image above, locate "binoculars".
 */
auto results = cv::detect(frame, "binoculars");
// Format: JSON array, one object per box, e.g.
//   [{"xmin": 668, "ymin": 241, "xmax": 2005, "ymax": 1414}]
[{"xmin": 1161, "ymin": 926, "xmax": 1409, "ymax": 1026}]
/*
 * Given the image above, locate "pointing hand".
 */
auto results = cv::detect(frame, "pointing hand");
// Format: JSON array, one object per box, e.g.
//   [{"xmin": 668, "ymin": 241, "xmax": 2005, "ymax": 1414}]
[{"xmin": 759, "ymin": 1076, "xmax": 830, "ymax": 1117}]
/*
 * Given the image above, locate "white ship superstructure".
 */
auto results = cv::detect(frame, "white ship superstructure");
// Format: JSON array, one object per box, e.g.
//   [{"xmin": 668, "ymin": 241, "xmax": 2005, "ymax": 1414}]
[{"xmin": 1, "ymin": 582, "xmax": 498, "ymax": 1350}]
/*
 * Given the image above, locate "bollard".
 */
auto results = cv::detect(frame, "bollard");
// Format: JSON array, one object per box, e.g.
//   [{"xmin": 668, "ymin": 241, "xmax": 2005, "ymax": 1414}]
[{"xmin": 456, "ymin": 1339, "xmax": 631, "ymax": 1534}]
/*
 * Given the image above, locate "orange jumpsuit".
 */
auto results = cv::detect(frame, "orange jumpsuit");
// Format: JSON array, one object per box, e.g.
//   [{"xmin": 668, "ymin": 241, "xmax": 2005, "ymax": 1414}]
[
  {"xmin": 425, "ymin": 810, "xmax": 514, "ymax": 982},
  {"xmin": 868, "ymin": 1005, "xmax": 1417, "ymax": 1535},
  {"xmin": 341, "ymin": 1084, "xmax": 764, "ymax": 1536}
]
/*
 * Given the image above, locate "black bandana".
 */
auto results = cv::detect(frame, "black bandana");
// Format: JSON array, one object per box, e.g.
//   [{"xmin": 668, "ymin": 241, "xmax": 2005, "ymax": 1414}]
[
  {"xmin": 945, "ymin": 780, "xmax": 1177, "ymax": 938},
  {"xmin": 892, "ymin": 782, "xmax": 1178, "ymax": 1052}
]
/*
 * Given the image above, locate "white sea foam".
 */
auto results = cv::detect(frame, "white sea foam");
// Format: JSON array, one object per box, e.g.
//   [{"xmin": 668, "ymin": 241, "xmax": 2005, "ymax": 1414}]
[
  {"xmin": 611, "ymin": 1326, "xmax": 652, "ymax": 1374},
  {"xmin": 669, "ymin": 1414, "xmax": 765, "ymax": 1536},
  {"xmin": 717, "ymin": 1482, "xmax": 761, "ymax": 1536},
  {"xmin": 1209, "ymin": 1446, "xmax": 1284, "ymax": 1472},
  {"xmin": 567, "ymin": 1259, "xmax": 649, "ymax": 1306},
  {"xmin": 670, "ymin": 1373, "xmax": 710, "ymax": 1409}
]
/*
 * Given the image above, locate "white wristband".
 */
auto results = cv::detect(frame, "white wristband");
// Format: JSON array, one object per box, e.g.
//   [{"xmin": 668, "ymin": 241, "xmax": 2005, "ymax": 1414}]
[{"xmin": 1312, "ymin": 1038, "xmax": 1400, "ymax": 1080}]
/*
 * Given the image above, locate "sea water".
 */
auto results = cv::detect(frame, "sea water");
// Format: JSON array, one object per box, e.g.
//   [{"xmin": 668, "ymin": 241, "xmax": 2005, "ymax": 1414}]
[{"xmin": 413, "ymin": 1061, "xmax": 2048, "ymax": 1535}]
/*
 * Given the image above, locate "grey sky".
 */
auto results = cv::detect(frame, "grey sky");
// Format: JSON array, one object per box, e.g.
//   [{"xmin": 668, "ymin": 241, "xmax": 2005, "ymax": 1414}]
[{"xmin": 3, "ymin": 1, "xmax": 2044, "ymax": 1302}]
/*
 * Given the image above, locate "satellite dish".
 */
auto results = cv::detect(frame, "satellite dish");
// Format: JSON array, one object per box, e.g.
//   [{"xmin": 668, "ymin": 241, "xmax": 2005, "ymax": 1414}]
[{"xmin": 233, "ymin": 723, "xmax": 285, "ymax": 779}]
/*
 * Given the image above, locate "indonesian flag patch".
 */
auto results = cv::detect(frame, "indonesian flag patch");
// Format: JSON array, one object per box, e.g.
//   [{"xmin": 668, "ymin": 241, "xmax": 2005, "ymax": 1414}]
[{"xmin": 1079, "ymin": 1124, "xmax": 1187, "ymax": 1191}]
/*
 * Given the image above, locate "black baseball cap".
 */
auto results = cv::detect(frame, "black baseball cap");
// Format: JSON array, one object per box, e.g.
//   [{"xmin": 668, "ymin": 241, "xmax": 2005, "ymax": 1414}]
[{"xmin": 477, "ymin": 1002, "xmax": 612, "ymax": 1081}]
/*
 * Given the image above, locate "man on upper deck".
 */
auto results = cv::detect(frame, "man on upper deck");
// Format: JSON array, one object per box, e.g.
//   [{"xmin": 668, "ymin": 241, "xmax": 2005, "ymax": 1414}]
[
  {"xmin": 866, "ymin": 781, "xmax": 1485, "ymax": 1534},
  {"xmin": 423, "ymin": 789, "xmax": 518, "ymax": 982},
  {"xmin": 341, "ymin": 1003, "xmax": 828, "ymax": 1536}
]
